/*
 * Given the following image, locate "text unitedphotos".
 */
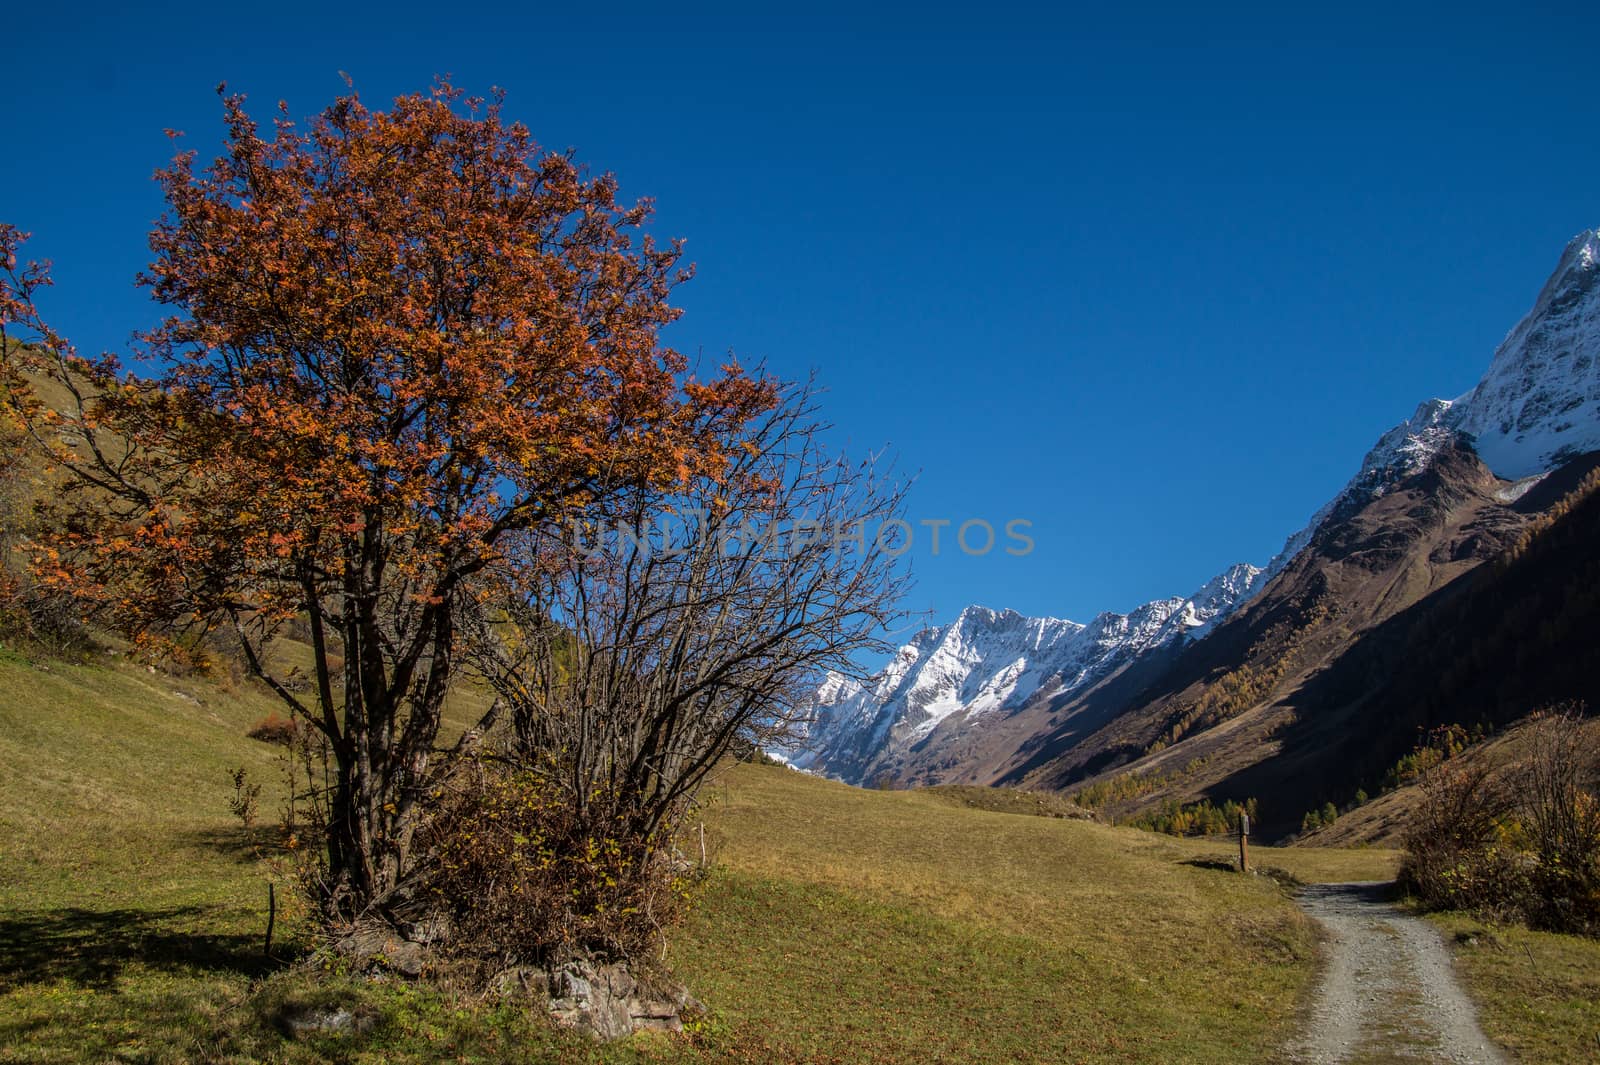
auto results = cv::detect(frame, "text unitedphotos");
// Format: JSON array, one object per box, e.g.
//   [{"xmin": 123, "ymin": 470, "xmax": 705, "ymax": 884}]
[{"xmin": 563, "ymin": 516, "xmax": 1036, "ymax": 559}]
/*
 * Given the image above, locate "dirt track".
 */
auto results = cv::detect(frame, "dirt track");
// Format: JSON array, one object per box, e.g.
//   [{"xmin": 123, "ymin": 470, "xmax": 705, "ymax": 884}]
[{"xmin": 1289, "ymin": 882, "xmax": 1506, "ymax": 1064}]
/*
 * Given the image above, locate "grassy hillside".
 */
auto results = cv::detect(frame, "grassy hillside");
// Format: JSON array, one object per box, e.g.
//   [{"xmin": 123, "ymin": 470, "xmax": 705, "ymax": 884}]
[
  {"xmin": 673, "ymin": 766, "xmax": 1398, "ymax": 1064},
  {"xmin": 1, "ymin": 646, "xmax": 1585, "ymax": 1063}
]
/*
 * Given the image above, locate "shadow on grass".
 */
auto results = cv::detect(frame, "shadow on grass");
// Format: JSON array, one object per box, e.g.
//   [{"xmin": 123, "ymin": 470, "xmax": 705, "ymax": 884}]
[
  {"xmin": 177, "ymin": 824, "xmax": 290, "ymax": 865},
  {"xmin": 0, "ymin": 905, "xmax": 276, "ymax": 991}
]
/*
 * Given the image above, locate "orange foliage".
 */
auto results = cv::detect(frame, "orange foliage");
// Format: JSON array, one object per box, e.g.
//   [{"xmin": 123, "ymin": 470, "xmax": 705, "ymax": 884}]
[{"xmin": 1, "ymin": 80, "xmax": 778, "ymax": 915}]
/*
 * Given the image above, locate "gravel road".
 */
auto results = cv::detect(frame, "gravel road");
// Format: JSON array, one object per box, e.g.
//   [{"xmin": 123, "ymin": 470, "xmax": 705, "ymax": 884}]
[{"xmin": 1289, "ymin": 881, "xmax": 1507, "ymax": 1064}]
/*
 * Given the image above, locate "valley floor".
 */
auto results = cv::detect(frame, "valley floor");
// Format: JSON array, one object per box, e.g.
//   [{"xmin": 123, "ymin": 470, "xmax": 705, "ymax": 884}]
[{"xmin": 0, "ymin": 648, "xmax": 1594, "ymax": 1063}]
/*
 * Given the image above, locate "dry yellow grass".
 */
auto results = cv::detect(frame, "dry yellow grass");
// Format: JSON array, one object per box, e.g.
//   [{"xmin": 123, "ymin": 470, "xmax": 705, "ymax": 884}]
[{"xmin": 662, "ymin": 763, "xmax": 1398, "ymax": 1062}]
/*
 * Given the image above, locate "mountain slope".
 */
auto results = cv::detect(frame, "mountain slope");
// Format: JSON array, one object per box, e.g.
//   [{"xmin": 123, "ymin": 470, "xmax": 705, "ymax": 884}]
[
  {"xmin": 1262, "ymin": 228, "xmax": 1600, "ymax": 575},
  {"xmin": 1027, "ymin": 450, "xmax": 1600, "ymax": 837},
  {"xmin": 1449, "ymin": 230, "xmax": 1600, "ymax": 478}
]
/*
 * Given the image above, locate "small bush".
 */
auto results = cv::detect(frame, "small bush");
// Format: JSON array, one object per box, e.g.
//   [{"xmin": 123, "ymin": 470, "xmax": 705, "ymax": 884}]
[
  {"xmin": 247, "ymin": 713, "xmax": 300, "ymax": 746},
  {"xmin": 409, "ymin": 756, "xmax": 690, "ymax": 973},
  {"xmin": 227, "ymin": 766, "xmax": 262, "ymax": 832},
  {"xmin": 1399, "ymin": 760, "xmax": 1519, "ymax": 915}
]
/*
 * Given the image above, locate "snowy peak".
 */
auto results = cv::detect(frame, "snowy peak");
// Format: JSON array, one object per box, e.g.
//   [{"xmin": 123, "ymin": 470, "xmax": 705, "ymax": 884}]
[
  {"xmin": 790, "ymin": 561, "xmax": 1265, "ymax": 781},
  {"xmin": 1160, "ymin": 561, "xmax": 1266, "ymax": 639},
  {"xmin": 1449, "ymin": 228, "xmax": 1600, "ymax": 478},
  {"xmin": 1268, "ymin": 228, "xmax": 1600, "ymax": 571},
  {"xmin": 873, "ymin": 605, "xmax": 1086, "ymax": 741}
]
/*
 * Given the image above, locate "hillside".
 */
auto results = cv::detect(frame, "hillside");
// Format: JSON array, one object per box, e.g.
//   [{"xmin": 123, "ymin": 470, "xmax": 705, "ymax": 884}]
[
  {"xmin": 1298, "ymin": 713, "xmax": 1600, "ymax": 849},
  {"xmin": 0, "ymin": 645, "xmax": 1407, "ymax": 1064}
]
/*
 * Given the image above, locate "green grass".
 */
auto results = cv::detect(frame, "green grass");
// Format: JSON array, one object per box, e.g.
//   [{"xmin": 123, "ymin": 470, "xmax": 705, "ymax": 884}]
[
  {"xmin": 0, "ymin": 647, "xmax": 284, "ymax": 914},
  {"xmin": 1428, "ymin": 913, "xmax": 1600, "ymax": 1064},
  {"xmin": 0, "ymin": 645, "xmax": 1412, "ymax": 1063}
]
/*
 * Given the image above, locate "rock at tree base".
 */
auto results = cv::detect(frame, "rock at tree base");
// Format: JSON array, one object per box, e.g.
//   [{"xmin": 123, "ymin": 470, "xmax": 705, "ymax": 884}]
[{"xmin": 544, "ymin": 959, "xmax": 699, "ymax": 1040}]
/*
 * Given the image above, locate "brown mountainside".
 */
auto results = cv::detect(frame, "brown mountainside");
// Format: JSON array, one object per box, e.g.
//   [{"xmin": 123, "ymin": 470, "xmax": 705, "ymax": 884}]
[{"xmin": 999, "ymin": 447, "xmax": 1600, "ymax": 837}]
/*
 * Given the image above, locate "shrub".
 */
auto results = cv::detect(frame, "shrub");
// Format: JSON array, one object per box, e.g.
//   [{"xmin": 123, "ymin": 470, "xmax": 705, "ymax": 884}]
[
  {"xmin": 409, "ymin": 756, "xmax": 691, "ymax": 972},
  {"xmin": 1401, "ymin": 757, "xmax": 1510, "ymax": 908},
  {"xmin": 247, "ymin": 713, "xmax": 300, "ymax": 746},
  {"xmin": 1400, "ymin": 707, "xmax": 1600, "ymax": 934},
  {"xmin": 227, "ymin": 766, "xmax": 262, "ymax": 832},
  {"xmin": 1516, "ymin": 707, "xmax": 1600, "ymax": 934}
]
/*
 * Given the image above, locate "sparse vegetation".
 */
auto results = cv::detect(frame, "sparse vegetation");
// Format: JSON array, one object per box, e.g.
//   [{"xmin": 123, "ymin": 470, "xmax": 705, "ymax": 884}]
[
  {"xmin": 1401, "ymin": 707, "xmax": 1600, "ymax": 935},
  {"xmin": 1148, "ymin": 597, "xmax": 1337, "ymax": 752},
  {"xmin": 1073, "ymin": 766, "xmax": 1179, "ymax": 809}
]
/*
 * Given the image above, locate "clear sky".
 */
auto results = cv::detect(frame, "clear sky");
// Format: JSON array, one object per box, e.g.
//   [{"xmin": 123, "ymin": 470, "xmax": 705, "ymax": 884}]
[{"xmin": 6, "ymin": 1, "xmax": 1598, "ymax": 628}]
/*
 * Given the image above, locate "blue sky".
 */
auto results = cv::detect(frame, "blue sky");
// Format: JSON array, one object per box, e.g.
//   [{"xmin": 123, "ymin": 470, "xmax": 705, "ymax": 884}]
[{"xmin": 6, "ymin": 2, "xmax": 1598, "ymax": 628}]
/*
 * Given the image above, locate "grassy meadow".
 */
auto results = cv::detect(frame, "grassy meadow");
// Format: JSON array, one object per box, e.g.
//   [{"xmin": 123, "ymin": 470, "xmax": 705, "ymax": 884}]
[{"xmin": 0, "ymin": 645, "xmax": 1589, "ymax": 1063}]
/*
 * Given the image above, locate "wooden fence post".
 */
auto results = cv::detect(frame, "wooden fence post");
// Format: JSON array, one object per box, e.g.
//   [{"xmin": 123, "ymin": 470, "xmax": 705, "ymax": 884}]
[
  {"xmin": 264, "ymin": 881, "xmax": 277, "ymax": 957},
  {"xmin": 1238, "ymin": 813, "xmax": 1251, "ymax": 873}
]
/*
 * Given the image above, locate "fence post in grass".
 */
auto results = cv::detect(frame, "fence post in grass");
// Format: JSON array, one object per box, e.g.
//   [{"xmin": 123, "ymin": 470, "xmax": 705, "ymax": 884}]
[
  {"xmin": 264, "ymin": 881, "xmax": 276, "ymax": 958},
  {"xmin": 1238, "ymin": 813, "xmax": 1251, "ymax": 873}
]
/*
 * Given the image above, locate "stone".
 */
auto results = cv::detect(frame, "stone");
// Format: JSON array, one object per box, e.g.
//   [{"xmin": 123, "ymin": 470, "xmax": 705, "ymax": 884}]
[
  {"xmin": 404, "ymin": 913, "xmax": 452, "ymax": 945},
  {"xmin": 382, "ymin": 938, "xmax": 428, "ymax": 977},
  {"xmin": 544, "ymin": 958, "xmax": 696, "ymax": 1040},
  {"xmin": 329, "ymin": 922, "xmax": 431, "ymax": 978},
  {"xmin": 491, "ymin": 965, "xmax": 551, "ymax": 1000},
  {"xmin": 274, "ymin": 1004, "xmax": 378, "ymax": 1039}
]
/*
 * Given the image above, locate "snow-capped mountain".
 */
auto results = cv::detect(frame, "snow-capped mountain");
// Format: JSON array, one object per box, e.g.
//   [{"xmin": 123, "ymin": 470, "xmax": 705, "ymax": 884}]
[
  {"xmin": 1450, "ymin": 230, "xmax": 1600, "ymax": 478},
  {"xmin": 794, "ymin": 228, "xmax": 1600, "ymax": 787},
  {"xmin": 1265, "ymin": 228, "xmax": 1600, "ymax": 573},
  {"xmin": 790, "ymin": 562, "xmax": 1264, "ymax": 780}
]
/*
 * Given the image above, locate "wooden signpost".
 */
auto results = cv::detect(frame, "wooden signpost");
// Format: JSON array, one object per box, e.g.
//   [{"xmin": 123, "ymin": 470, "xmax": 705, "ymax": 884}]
[{"xmin": 1238, "ymin": 812, "xmax": 1251, "ymax": 873}]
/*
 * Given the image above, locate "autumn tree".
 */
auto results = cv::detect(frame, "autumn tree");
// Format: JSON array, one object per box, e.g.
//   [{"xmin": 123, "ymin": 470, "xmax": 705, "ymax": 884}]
[{"xmin": 0, "ymin": 82, "xmax": 773, "ymax": 921}]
